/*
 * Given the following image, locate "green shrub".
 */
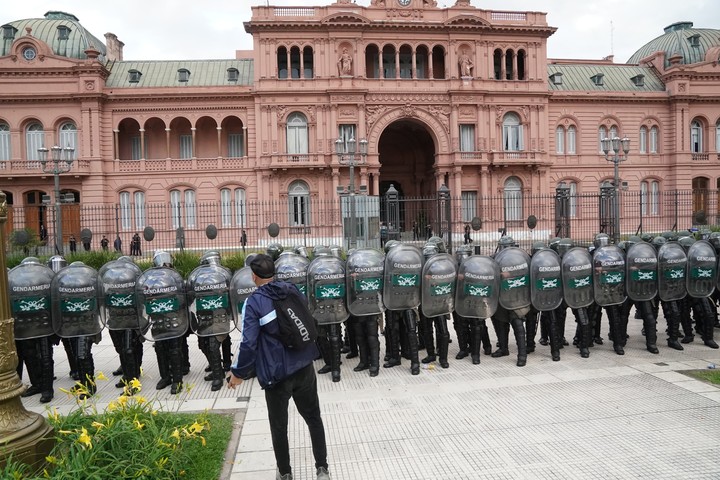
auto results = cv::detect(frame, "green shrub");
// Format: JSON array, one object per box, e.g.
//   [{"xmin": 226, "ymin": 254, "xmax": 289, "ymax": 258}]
[
  {"xmin": 172, "ymin": 251, "xmax": 201, "ymax": 278},
  {"xmin": 221, "ymin": 250, "xmax": 248, "ymax": 273},
  {"xmin": 65, "ymin": 250, "xmax": 120, "ymax": 270}
]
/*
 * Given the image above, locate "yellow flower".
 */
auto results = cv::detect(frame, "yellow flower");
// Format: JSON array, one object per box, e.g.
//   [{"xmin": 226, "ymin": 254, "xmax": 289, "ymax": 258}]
[
  {"xmin": 135, "ymin": 395, "xmax": 147, "ymax": 405},
  {"xmin": 117, "ymin": 396, "xmax": 128, "ymax": 407},
  {"xmin": 77, "ymin": 427, "xmax": 92, "ymax": 449},
  {"xmin": 171, "ymin": 428, "xmax": 180, "ymax": 441},
  {"xmin": 188, "ymin": 421, "xmax": 205, "ymax": 435},
  {"xmin": 47, "ymin": 408, "xmax": 60, "ymax": 422},
  {"xmin": 95, "ymin": 371, "xmax": 108, "ymax": 381},
  {"xmin": 199, "ymin": 436, "xmax": 206, "ymax": 447},
  {"xmin": 151, "ymin": 410, "xmax": 158, "ymax": 416},
  {"xmin": 155, "ymin": 457, "xmax": 168, "ymax": 469},
  {"xmin": 91, "ymin": 421, "xmax": 105, "ymax": 431},
  {"xmin": 59, "ymin": 387, "xmax": 71, "ymax": 395},
  {"xmin": 179, "ymin": 470, "xmax": 186, "ymax": 477},
  {"xmin": 107, "ymin": 401, "xmax": 118, "ymax": 412},
  {"xmin": 58, "ymin": 430, "xmax": 73, "ymax": 435},
  {"xmin": 45, "ymin": 455, "xmax": 57, "ymax": 464},
  {"xmin": 130, "ymin": 378, "xmax": 142, "ymax": 391},
  {"xmin": 133, "ymin": 418, "xmax": 145, "ymax": 431}
]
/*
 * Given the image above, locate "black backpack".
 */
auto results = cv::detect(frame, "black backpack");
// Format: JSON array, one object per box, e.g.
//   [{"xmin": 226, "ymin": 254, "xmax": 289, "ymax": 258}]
[{"xmin": 271, "ymin": 289, "xmax": 318, "ymax": 349}]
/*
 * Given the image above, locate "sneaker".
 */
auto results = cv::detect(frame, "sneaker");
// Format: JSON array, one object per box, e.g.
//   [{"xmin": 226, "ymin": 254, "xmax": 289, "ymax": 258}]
[
  {"xmin": 276, "ymin": 470, "xmax": 293, "ymax": 480},
  {"xmin": 316, "ymin": 466, "xmax": 331, "ymax": 480}
]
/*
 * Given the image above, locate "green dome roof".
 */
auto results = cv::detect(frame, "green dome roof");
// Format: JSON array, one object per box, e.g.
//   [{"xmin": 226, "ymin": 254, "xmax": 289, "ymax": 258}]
[
  {"xmin": 1, "ymin": 11, "xmax": 107, "ymax": 60},
  {"xmin": 627, "ymin": 21, "xmax": 720, "ymax": 67}
]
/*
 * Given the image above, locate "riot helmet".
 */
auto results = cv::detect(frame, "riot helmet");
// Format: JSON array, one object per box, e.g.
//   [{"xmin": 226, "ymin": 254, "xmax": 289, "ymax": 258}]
[
  {"xmin": 661, "ymin": 231, "xmax": 675, "ymax": 241},
  {"xmin": 313, "ymin": 245, "xmax": 332, "ymax": 257},
  {"xmin": 651, "ymin": 236, "xmax": 667, "ymax": 251},
  {"xmin": 593, "ymin": 233, "xmax": 610, "ymax": 249},
  {"xmin": 422, "ymin": 243, "xmax": 439, "ymax": 260},
  {"xmin": 383, "ymin": 240, "xmax": 399, "ymax": 254},
  {"xmin": 558, "ymin": 238, "xmax": 574, "ymax": 257},
  {"xmin": 531, "ymin": 241, "xmax": 546, "ymax": 255},
  {"xmin": 455, "ymin": 244, "xmax": 472, "ymax": 264},
  {"xmin": 497, "ymin": 236, "xmax": 515, "ymax": 251},
  {"xmin": 427, "ymin": 235, "xmax": 446, "ymax": 253},
  {"xmin": 152, "ymin": 250, "xmax": 173, "ymax": 268},
  {"xmin": 616, "ymin": 241, "xmax": 627, "ymax": 251},
  {"xmin": 21, "ymin": 256, "xmax": 41, "ymax": 265},
  {"xmin": 625, "ymin": 235, "xmax": 643, "ymax": 249},
  {"xmin": 548, "ymin": 237, "xmax": 561, "ymax": 253},
  {"xmin": 678, "ymin": 236, "xmax": 695, "ymax": 252},
  {"xmin": 244, "ymin": 253, "xmax": 258, "ymax": 267},
  {"xmin": 47, "ymin": 255, "xmax": 67, "ymax": 273},
  {"xmin": 329, "ymin": 245, "xmax": 343, "ymax": 259},
  {"xmin": 294, "ymin": 245, "xmax": 309, "ymax": 258},
  {"xmin": 708, "ymin": 232, "xmax": 720, "ymax": 253},
  {"xmin": 700, "ymin": 229, "xmax": 712, "ymax": 241},
  {"xmin": 200, "ymin": 250, "xmax": 222, "ymax": 266},
  {"xmin": 640, "ymin": 233, "xmax": 654, "ymax": 243},
  {"xmin": 266, "ymin": 242, "xmax": 283, "ymax": 261}
]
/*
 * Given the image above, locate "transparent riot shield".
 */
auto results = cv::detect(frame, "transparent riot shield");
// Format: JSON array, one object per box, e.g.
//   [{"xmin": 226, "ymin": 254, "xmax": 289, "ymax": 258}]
[{"xmin": 454, "ymin": 255, "xmax": 500, "ymax": 319}]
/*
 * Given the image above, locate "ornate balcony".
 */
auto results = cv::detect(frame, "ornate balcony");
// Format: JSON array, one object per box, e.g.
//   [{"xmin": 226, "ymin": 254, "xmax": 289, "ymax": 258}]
[
  {"xmin": 267, "ymin": 153, "xmax": 327, "ymax": 170},
  {"xmin": 692, "ymin": 153, "xmax": 710, "ymax": 161},
  {"xmin": 0, "ymin": 159, "xmax": 91, "ymax": 176},
  {"xmin": 115, "ymin": 157, "xmax": 248, "ymax": 173},
  {"xmin": 488, "ymin": 151, "xmax": 549, "ymax": 167}
]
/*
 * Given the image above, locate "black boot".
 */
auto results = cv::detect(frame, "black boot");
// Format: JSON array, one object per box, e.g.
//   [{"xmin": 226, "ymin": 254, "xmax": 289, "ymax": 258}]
[
  {"xmin": 469, "ymin": 319, "xmax": 482, "ymax": 365},
  {"xmin": 383, "ymin": 314, "xmax": 401, "ymax": 368},
  {"xmin": 221, "ymin": 336, "xmax": 233, "ymax": 371},
  {"xmin": 345, "ymin": 319, "xmax": 359, "ymax": 359},
  {"xmin": 155, "ymin": 342, "xmax": 172, "ymax": 390},
  {"xmin": 608, "ymin": 305, "xmax": 625, "ymax": 355},
  {"xmin": 698, "ymin": 298, "xmax": 720, "ymax": 349},
  {"xmin": 367, "ymin": 317, "xmax": 381, "ymax": 377},
  {"xmin": 38, "ymin": 337, "xmax": 54, "ymax": 403},
  {"xmin": 491, "ymin": 319, "xmax": 510, "ymax": 357},
  {"xmin": 208, "ymin": 338, "xmax": 225, "ymax": 392},
  {"xmin": 437, "ymin": 316, "xmax": 450, "ymax": 369},
  {"xmin": 329, "ymin": 324, "xmax": 342, "ymax": 382},
  {"xmin": 420, "ymin": 315, "xmax": 436, "ymax": 363},
  {"xmin": 549, "ymin": 311, "xmax": 563, "ymax": 361},
  {"xmin": 480, "ymin": 321, "xmax": 492, "ymax": 355},
  {"xmin": 525, "ymin": 312, "xmax": 538, "ymax": 353},
  {"xmin": 169, "ymin": 339, "xmax": 184, "ymax": 395},
  {"xmin": 639, "ymin": 301, "xmax": 659, "ymax": 354},
  {"xmin": 511, "ymin": 316, "xmax": 527, "ymax": 367},
  {"xmin": 353, "ymin": 319, "xmax": 369, "ymax": 372},
  {"xmin": 317, "ymin": 326, "xmax": 333, "ymax": 374},
  {"xmin": 454, "ymin": 314, "xmax": 470, "ymax": 359},
  {"xmin": 404, "ymin": 309, "xmax": 420, "ymax": 375}
]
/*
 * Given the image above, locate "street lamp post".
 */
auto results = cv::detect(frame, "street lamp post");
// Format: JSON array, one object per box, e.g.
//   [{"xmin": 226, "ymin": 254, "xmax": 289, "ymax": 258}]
[
  {"xmin": 335, "ymin": 136, "xmax": 368, "ymax": 249},
  {"xmin": 601, "ymin": 136, "xmax": 630, "ymax": 245},
  {"xmin": 38, "ymin": 145, "xmax": 75, "ymax": 255}
]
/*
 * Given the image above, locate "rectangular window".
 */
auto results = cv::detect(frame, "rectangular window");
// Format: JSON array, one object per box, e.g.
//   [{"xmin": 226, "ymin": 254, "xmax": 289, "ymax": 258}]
[
  {"xmin": 235, "ymin": 188, "xmax": 246, "ymax": 227},
  {"xmin": 26, "ymin": 130, "xmax": 44, "ymax": 162},
  {"xmin": 503, "ymin": 125, "xmax": 523, "ymax": 151},
  {"xmin": 120, "ymin": 192, "xmax": 131, "ymax": 230},
  {"xmin": 0, "ymin": 130, "xmax": 10, "ymax": 161},
  {"xmin": 180, "ymin": 135, "xmax": 193, "ymax": 159},
  {"xmin": 134, "ymin": 191, "xmax": 146, "ymax": 229},
  {"xmin": 59, "ymin": 130, "xmax": 78, "ymax": 159},
  {"xmin": 650, "ymin": 181, "xmax": 659, "ymax": 215},
  {"xmin": 338, "ymin": 125, "xmax": 356, "ymax": 153},
  {"xmin": 291, "ymin": 196, "xmax": 309, "ymax": 225},
  {"xmin": 170, "ymin": 190, "xmax": 181, "ymax": 229},
  {"xmin": 220, "ymin": 188, "xmax": 232, "ymax": 227},
  {"xmin": 556, "ymin": 127, "xmax": 564, "ymax": 154},
  {"xmin": 639, "ymin": 127, "xmax": 647, "ymax": 154},
  {"xmin": 460, "ymin": 191, "xmax": 477, "ymax": 222},
  {"xmin": 131, "ymin": 136, "xmax": 142, "ymax": 160},
  {"xmin": 184, "ymin": 190, "xmax": 196, "ymax": 227},
  {"xmin": 650, "ymin": 127, "xmax": 659, "ymax": 154},
  {"xmin": 641, "ymin": 181, "xmax": 648, "ymax": 216},
  {"xmin": 228, "ymin": 133, "xmax": 243, "ymax": 157},
  {"xmin": 567, "ymin": 126, "xmax": 576, "ymax": 154},
  {"xmin": 459, "ymin": 125, "xmax": 476, "ymax": 158}
]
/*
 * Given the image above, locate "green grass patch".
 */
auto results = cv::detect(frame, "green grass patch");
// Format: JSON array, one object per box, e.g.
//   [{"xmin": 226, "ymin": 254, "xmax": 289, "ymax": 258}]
[{"xmin": 683, "ymin": 369, "xmax": 720, "ymax": 385}]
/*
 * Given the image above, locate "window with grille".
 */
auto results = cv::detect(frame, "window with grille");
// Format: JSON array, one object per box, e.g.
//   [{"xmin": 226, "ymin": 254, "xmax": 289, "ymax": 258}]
[
  {"xmin": 180, "ymin": 135, "xmax": 192, "ymax": 159},
  {"xmin": 460, "ymin": 125, "xmax": 476, "ymax": 158},
  {"xmin": 460, "ymin": 191, "xmax": 477, "ymax": 222},
  {"xmin": 502, "ymin": 113, "xmax": 523, "ymax": 151},
  {"xmin": 288, "ymin": 180, "xmax": 310, "ymax": 225},
  {"xmin": 504, "ymin": 176, "xmax": 523, "ymax": 221}
]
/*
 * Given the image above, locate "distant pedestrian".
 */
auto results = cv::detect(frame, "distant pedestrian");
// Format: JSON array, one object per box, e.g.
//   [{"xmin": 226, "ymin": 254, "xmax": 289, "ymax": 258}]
[
  {"xmin": 464, "ymin": 224, "xmax": 471, "ymax": 244},
  {"xmin": 114, "ymin": 235, "xmax": 122, "ymax": 253},
  {"xmin": 69, "ymin": 234, "xmax": 77, "ymax": 253},
  {"xmin": 241, "ymin": 229, "xmax": 248, "ymax": 253},
  {"xmin": 380, "ymin": 222, "xmax": 388, "ymax": 247},
  {"xmin": 131, "ymin": 233, "xmax": 141, "ymax": 256},
  {"xmin": 412, "ymin": 221, "xmax": 419, "ymax": 241},
  {"xmin": 426, "ymin": 224, "xmax": 432, "ymax": 240},
  {"xmin": 82, "ymin": 237, "xmax": 90, "ymax": 252},
  {"xmin": 100, "ymin": 235, "xmax": 109, "ymax": 251}
]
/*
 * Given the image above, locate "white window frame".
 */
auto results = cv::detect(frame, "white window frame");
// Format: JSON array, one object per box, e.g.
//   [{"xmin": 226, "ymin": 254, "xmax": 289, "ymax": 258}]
[
  {"xmin": 235, "ymin": 188, "xmax": 246, "ymax": 227},
  {"xmin": 170, "ymin": 189, "xmax": 182, "ymax": 229},
  {"xmin": 460, "ymin": 191, "xmax": 477, "ymax": 223},
  {"xmin": 691, "ymin": 121, "xmax": 703, "ymax": 153},
  {"xmin": 220, "ymin": 188, "xmax": 232, "ymax": 227},
  {"xmin": 639, "ymin": 126, "xmax": 647, "ymax": 154},
  {"xmin": 338, "ymin": 124, "xmax": 356, "ymax": 153},
  {"xmin": 567, "ymin": 126, "xmax": 576, "ymax": 154},
  {"xmin": 184, "ymin": 190, "xmax": 196, "ymax": 228},
  {"xmin": 459, "ymin": 124, "xmax": 476, "ymax": 158},
  {"xmin": 228, "ymin": 133, "xmax": 243, "ymax": 158},
  {"xmin": 288, "ymin": 180, "xmax": 310, "ymax": 226},
  {"xmin": 650, "ymin": 126, "xmax": 659, "ymax": 154},
  {"xmin": 598, "ymin": 126, "xmax": 607, "ymax": 154},
  {"xmin": 134, "ymin": 191, "xmax": 145, "ymax": 229},
  {"xmin": 502, "ymin": 113, "xmax": 523, "ymax": 151},
  {"xmin": 715, "ymin": 121, "xmax": 720, "ymax": 153},
  {"xmin": 26, "ymin": 122, "xmax": 44, "ymax": 163},
  {"xmin": 120, "ymin": 191, "xmax": 131, "ymax": 230},
  {"xmin": 556, "ymin": 126, "xmax": 565, "ymax": 154},
  {"xmin": 180, "ymin": 134, "xmax": 193, "ymax": 159},
  {"xmin": 503, "ymin": 176, "xmax": 523, "ymax": 221},
  {"xmin": 0, "ymin": 123, "xmax": 10, "ymax": 161},
  {"xmin": 59, "ymin": 122, "xmax": 78, "ymax": 159},
  {"xmin": 287, "ymin": 113, "xmax": 308, "ymax": 155}
]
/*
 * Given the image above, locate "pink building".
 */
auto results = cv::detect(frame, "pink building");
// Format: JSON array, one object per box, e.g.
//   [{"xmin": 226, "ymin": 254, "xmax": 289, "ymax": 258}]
[{"xmin": 1, "ymin": 1, "xmax": 719, "ymax": 250}]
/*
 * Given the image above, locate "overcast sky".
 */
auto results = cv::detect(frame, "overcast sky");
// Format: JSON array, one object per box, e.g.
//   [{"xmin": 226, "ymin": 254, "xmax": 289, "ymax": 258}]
[{"xmin": 4, "ymin": 0, "xmax": 719, "ymax": 63}]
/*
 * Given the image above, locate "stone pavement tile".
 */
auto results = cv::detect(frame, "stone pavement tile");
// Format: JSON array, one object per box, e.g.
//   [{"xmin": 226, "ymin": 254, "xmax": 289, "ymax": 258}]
[
  {"xmin": 213, "ymin": 397, "xmax": 249, "ymax": 410},
  {"xmin": 698, "ymin": 390, "xmax": 720, "ymax": 403},
  {"xmin": 672, "ymin": 379, "xmax": 720, "ymax": 393},
  {"xmin": 231, "ymin": 449, "xmax": 276, "ymax": 473},
  {"xmin": 650, "ymin": 370, "xmax": 698, "ymax": 382}
]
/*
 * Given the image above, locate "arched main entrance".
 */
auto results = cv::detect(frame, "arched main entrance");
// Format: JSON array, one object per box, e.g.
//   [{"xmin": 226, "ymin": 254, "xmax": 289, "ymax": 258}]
[{"xmin": 378, "ymin": 119, "xmax": 436, "ymax": 197}]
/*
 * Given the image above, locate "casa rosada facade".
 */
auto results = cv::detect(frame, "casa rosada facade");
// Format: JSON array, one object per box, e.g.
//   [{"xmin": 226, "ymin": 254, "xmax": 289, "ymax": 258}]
[{"xmin": 1, "ymin": 0, "xmax": 720, "ymax": 247}]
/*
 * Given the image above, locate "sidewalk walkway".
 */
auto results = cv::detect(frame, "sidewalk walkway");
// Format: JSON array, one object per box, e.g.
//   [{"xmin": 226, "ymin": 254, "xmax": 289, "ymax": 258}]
[{"xmin": 24, "ymin": 313, "xmax": 720, "ymax": 480}]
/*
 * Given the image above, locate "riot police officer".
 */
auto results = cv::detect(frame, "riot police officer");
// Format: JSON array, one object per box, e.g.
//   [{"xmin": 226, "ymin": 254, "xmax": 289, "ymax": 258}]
[
  {"xmin": 419, "ymin": 244, "xmax": 457, "ymax": 369},
  {"xmin": 137, "ymin": 251, "xmax": 190, "ymax": 394},
  {"xmin": 10, "ymin": 257, "xmax": 57, "ymax": 403},
  {"xmin": 592, "ymin": 234, "xmax": 628, "ymax": 355}
]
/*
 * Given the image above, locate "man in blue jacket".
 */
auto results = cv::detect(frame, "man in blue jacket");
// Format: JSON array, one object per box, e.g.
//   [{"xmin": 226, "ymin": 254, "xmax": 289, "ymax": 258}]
[{"xmin": 228, "ymin": 254, "xmax": 331, "ymax": 480}]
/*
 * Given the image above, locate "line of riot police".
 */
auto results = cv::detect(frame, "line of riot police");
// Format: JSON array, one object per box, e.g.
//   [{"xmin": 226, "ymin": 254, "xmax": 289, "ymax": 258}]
[{"xmin": 10, "ymin": 230, "xmax": 720, "ymax": 402}]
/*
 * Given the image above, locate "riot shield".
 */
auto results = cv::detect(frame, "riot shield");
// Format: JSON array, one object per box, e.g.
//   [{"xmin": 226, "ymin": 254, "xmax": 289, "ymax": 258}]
[
  {"xmin": 136, "ymin": 266, "xmax": 189, "ymax": 341},
  {"xmin": 687, "ymin": 239, "xmax": 717, "ymax": 298},
  {"xmin": 561, "ymin": 247, "xmax": 594, "ymax": 309},
  {"xmin": 346, "ymin": 248, "xmax": 385, "ymax": 317},
  {"xmin": 658, "ymin": 241, "xmax": 687, "ymax": 302},
  {"xmin": 98, "ymin": 259, "xmax": 142, "ymax": 330},
  {"xmin": 275, "ymin": 253, "xmax": 310, "ymax": 296},
  {"xmin": 626, "ymin": 242, "xmax": 658, "ymax": 302},
  {"xmin": 454, "ymin": 255, "xmax": 500, "ymax": 319},
  {"xmin": 307, "ymin": 255, "xmax": 349, "ymax": 325},
  {"xmin": 51, "ymin": 261, "xmax": 103, "ymax": 338},
  {"xmin": 495, "ymin": 246, "xmax": 531, "ymax": 311},
  {"xmin": 229, "ymin": 266, "xmax": 257, "ymax": 331},
  {"xmin": 8, "ymin": 262, "xmax": 55, "ymax": 340},
  {"xmin": 420, "ymin": 253, "xmax": 456, "ymax": 318},
  {"xmin": 187, "ymin": 264, "xmax": 234, "ymax": 337},
  {"xmin": 383, "ymin": 243, "xmax": 423, "ymax": 311},
  {"xmin": 530, "ymin": 248, "xmax": 563, "ymax": 312},
  {"xmin": 592, "ymin": 245, "xmax": 627, "ymax": 306}
]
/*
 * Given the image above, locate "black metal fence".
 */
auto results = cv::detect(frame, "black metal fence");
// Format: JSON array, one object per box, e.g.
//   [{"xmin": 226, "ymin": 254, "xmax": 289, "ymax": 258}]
[{"xmin": 3, "ymin": 188, "xmax": 716, "ymax": 257}]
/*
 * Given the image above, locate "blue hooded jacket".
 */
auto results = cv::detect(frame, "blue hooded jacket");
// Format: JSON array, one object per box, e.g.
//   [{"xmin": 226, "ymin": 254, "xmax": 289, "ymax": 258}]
[{"xmin": 231, "ymin": 280, "xmax": 319, "ymax": 389}]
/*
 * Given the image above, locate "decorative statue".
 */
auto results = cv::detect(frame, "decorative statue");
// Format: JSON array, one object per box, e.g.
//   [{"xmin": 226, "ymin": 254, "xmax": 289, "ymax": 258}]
[
  {"xmin": 458, "ymin": 49, "xmax": 474, "ymax": 77},
  {"xmin": 338, "ymin": 48, "xmax": 353, "ymax": 76}
]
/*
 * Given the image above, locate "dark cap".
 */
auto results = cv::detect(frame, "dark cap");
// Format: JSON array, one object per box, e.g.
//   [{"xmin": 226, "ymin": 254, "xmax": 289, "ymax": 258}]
[{"xmin": 250, "ymin": 253, "xmax": 275, "ymax": 279}]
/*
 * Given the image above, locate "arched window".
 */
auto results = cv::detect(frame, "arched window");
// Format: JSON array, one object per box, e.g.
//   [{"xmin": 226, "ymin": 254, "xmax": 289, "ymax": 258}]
[
  {"xmin": 170, "ymin": 188, "xmax": 196, "ymax": 229},
  {"xmin": 0, "ymin": 122, "xmax": 10, "ymax": 161},
  {"xmin": 59, "ymin": 122, "xmax": 78, "ymax": 159},
  {"xmin": 277, "ymin": 46, "xmax": 288, "ymax": 79},
  {"xmin": 220, "ymin": 187, "xmax": 246, "ymax": 227},
  {"xmin": 556, "ymin": 126, "xmax": 565, "ymax": 154},
  {"xmin": 119, "ymin": 191, "xmax": 146, "ymax": 230},
  {"xmin": 650, "ymin": 126, "xmax": 659, "ymax": 154},
  {"xmin": 640, "ymin": 180, "xmax": 659, "ymax": 216},
  {"xmin": 503, "ymin": 176, "xmax": 523, "ymax": 221},
  {"xmin": 639, "ymin": 126, "xmax": 647, "ymax": 154},
  {"xmin": 691, "ymin": 120, "xmax": 703, "ymax": 153},
  {"xmin": 715, "ymin": 120, "xmax": 720, "ymax": 153},
  {"xmin": 502, "ymin": 113, "xmax": 523, "ymax": 151},
  {"xmin": 26, "ymin": 122, "xmax": 44, "ymax": 162},
  {"xmin": 566, "ymin": 126, "xmax": 576, "ymax": 154},
  {"xmin": 288, "ymin": 180, "xmax": 310, "ymax": 226},
  {"xmin": 598, "ymin": 126, "xmax": 607, "ymax": 154},
  {"xmin": 303, "ymin": 46, "xmax": 314, "ymax": 79},
  {"xmin": 286, "ymin": 113, "xmax": 308, "ymax": 156},
  {"xmin": 692, "ymin": 177, "xmax": 709, "ymax": 221}
]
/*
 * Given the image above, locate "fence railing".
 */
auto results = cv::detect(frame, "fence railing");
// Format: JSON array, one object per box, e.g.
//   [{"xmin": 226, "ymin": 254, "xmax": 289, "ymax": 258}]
[{"xmin": 2, "ymin": 189, "xmax": 715, "ymax": 257}]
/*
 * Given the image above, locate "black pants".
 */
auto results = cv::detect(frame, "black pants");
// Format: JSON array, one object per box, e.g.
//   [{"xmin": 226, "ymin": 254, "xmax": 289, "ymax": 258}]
[{"xmin": 265, "ymin": 363, "xmax": 328, "ymax": 476}]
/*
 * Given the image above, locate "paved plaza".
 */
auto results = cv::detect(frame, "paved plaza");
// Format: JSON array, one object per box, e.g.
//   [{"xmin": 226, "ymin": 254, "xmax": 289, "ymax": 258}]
[{"xmin": 23, "ymin": 312, "xmax": 720, "ymax": 480}]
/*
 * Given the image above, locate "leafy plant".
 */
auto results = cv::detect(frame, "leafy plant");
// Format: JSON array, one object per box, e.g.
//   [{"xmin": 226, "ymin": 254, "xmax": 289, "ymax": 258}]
[
  {"xmin": 65, "ymin": 250, "xmax": 120, "ymax": 270},
  {"xmin": 172, "ymin": 251, "xmax": 201, "ymax": 278},
  {"xmin": 221, "ymin": 250, "xmax": 250, "ymax": 273}
]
